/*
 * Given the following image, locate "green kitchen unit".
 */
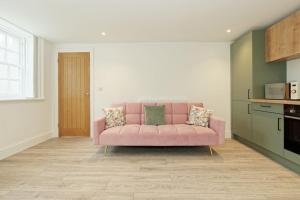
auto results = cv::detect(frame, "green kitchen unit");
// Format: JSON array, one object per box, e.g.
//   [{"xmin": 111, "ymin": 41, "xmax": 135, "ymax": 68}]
[
  {"xmin": 231, "ymin": 30, "xmax": 286, "ymax": 141},
  {"xmin": 250, "ymin": 103, "xmax": 300, "ymax": 173},
  {"xmin": 252, "ymin": 103, "xmax": 284, "ymax": 156},
  {"xmin": 231, "ymin": 29, "xmax": 300, "ymax": 174},
  {"xmin": 232, "ymin": 100, "xmax": 252, "ymax": 141}
]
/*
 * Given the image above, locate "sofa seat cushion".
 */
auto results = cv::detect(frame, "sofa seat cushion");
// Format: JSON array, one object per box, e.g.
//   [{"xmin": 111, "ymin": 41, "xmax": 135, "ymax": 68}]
[
  {"xmin": 158, "ymin": 124, "xmax": 217, "ymax": 145},
  {"xmin": 99, "ymin": 124, "xmax": 218, "ymax": 146}
]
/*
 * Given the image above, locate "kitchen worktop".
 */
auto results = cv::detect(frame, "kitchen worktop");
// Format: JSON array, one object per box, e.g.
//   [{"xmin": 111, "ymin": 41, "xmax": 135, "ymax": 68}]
[{"xmin": 251, "ymin": 99, "xmax": 300, "ymax": 105}]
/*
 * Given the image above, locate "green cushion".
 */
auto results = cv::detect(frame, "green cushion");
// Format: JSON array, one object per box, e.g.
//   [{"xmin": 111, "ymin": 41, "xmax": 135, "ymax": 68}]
[{"xmin": 144, "ymin": 105, "xmax": 165, "ymax": 126}]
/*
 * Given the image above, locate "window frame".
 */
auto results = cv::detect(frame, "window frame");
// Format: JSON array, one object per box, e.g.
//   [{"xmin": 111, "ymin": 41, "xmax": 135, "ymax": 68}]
[{"xmin": 0, "ymin": 18, "xmax": 36, "ymax": 101}]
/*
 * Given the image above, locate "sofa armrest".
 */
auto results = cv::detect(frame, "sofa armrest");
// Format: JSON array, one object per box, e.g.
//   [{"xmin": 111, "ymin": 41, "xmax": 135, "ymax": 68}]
[
  {"xmin": 209, "ymin": 116, "xmax": 225, "ymax": 145},
  {"xmin": 93, "ymin": 117, "xmax": 106, "ymax": 145}
]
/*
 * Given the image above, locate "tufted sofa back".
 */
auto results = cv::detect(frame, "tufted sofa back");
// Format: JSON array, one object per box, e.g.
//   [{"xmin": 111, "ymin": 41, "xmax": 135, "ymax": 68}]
[{"xmin": 112, "ymin": 102, "xmax": 203, "ymax": 125}]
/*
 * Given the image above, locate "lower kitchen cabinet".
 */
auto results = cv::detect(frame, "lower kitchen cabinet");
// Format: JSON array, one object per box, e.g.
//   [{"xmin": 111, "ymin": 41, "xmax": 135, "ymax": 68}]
[
  {"xmin": 232, "ymin": 100, "xmax": 252, "ymax": 141},
  {"xmin": 234, "ymin": 102, "xmax": 300, "ymax": 173},
  {"xmin": 252, "ymin": 110, "xmax": 284, "ymax": 156}
]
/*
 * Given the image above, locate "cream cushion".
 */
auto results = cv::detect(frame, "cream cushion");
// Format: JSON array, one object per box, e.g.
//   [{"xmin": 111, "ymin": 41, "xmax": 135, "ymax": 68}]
[
  {"xmin": 103, "ymin": 107, "xmax": 125, "ymax": 129},
  {"xmin": 188, "ymin": 105, "xmax": 212, "ymax": 127}
]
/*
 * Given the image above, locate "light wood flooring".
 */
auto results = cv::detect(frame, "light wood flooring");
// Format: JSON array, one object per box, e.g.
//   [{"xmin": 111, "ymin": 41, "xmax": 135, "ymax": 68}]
[{"xmin": 0, "ymin": 138, "xmax": 299, "ymax": 200}]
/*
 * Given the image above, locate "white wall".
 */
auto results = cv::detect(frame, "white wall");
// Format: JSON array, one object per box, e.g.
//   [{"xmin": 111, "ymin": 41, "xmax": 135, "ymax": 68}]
[
  {"xmin": 0, "ymin": 40, "xmax": 54, "ymax": 159},
  {"xmin": 287, "ymin": 58, "xmax": 300, "ymax": 82},
  {"xmin": 90, "ymin": 42, "xmax": 230, "ymax": 137},
  {"xmin": 54, "ymin": 42, "xmax": 231, "ymax": 137}
]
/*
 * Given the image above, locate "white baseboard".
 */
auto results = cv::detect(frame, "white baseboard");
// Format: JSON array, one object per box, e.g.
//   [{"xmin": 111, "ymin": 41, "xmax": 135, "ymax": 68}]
[{"xmin": 0, "ymin": 131, "xmax": 53, "ymax": 160}]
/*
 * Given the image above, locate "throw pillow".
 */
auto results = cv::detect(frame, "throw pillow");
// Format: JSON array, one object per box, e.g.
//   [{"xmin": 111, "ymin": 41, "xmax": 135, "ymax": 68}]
[
  {"xmin": 103, "ymin": 106, "xmax": 125, "ymax": 129},
  {"xmin": 144, "ymin": 105, "xmax": 165, "ymax": 126},
  {"xmin": 188, "ymin": 105, "xmax": 212, "ymax": 127}
]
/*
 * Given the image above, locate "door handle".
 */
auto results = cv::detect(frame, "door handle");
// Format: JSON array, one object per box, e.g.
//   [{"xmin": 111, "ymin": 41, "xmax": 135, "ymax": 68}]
[
  {"xmin": 285, "ymin": 115, "xmax": 300, "ymax": 120},
  {"xmin": 277, "ymin": 118, "xmax": 281, "ymax": 131}
]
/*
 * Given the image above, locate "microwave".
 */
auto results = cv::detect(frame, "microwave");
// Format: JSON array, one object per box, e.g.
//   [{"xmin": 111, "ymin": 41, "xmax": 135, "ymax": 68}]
[
  {"xmin": 290, "ymin": 82, "xmax": 300, "ymax": 100},
  {"xmin": 265, "ymin": 83, "xmax": 289, "ymax": 99}
]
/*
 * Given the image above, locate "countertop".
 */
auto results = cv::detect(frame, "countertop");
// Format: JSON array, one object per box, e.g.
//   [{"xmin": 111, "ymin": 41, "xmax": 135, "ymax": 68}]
[{"xmin": 250, "ymin": 99, "xmax": 300, "ymax": 105}]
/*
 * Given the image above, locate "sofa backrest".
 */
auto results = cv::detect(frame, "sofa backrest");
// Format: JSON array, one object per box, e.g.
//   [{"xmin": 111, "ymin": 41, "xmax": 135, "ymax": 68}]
[{"xmin": 112, "ymin": 102, "xmax": 203, "ymax": 125}]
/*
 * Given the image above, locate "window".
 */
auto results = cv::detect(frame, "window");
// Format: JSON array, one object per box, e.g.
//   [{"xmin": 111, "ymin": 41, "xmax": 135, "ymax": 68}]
[{"xmin": 0, "ymin": 19, "xmax": 35, "ymax": 100}]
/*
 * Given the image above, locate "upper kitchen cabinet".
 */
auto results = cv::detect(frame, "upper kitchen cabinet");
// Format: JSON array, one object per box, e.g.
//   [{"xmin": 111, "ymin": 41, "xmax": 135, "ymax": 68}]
[
  {"xmin": 295, "ymin": 11, "xmax": 300, "ymax": 55},
  {"xmin": 231, "ymin": 30, "xmax": 286, "ymax": 101},
  {"xmin": 231, "ymin": 32, "xmax": 252, "ymax": 100},
  {"xmin": 266, "ymin": 10, "xmax": 300, "ymax": 62}
]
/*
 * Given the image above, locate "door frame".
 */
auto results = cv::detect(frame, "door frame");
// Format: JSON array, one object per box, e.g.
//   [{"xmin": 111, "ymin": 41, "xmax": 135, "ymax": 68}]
[{"xmin": 54, "ymin": 46, "xmax": 95, "ymax": 138}]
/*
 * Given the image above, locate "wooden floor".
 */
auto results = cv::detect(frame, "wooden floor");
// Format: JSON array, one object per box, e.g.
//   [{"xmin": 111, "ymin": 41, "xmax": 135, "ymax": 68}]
[{"xmin": 0, "ymin": 138, "xmax": 299, "ymax": 200}]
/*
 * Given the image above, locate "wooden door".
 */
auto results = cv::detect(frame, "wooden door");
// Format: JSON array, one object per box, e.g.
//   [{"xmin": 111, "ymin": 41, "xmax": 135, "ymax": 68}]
[{"xmin": 58, "ymin": 52, "xmax": 90, "ymax": 137}]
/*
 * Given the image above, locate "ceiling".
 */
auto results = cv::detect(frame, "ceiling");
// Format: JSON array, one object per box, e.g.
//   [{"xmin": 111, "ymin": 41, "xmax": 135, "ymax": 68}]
[{"xmin": 0, "ymin": 0, "xmax": 299, "ymax": 43}]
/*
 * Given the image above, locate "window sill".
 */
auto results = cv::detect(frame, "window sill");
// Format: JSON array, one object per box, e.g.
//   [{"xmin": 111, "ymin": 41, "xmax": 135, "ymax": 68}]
[{"xmin": 0, "ymin": 97, "xmax": 45, "ymax": 103}]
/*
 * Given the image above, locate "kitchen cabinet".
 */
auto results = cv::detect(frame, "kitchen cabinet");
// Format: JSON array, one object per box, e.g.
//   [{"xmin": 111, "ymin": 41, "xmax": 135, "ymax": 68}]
[
  {"xmin": 252, "ymin": 107, "xmax": 284, "ymax": 156},
  {"xmin": 252, "ymin": 103, "xmax": 284, "ymax": 114},
  {"xmin": 231, "ymin": 30, "xmax": 286, "ymax": 101},
  {"xmin": 266, "ymin": 10, "xmax": 300, "ymax": 62},
  {"xmin": 265, "ymin": 14, "xmax": 295, "ymax": 62},
  {"xmin": 295, "ymin": 11, "xmax": 300, "ymax": 55},
  {"xmin": 231, "ymin": 32, "xmax": 252, "ymax": 101},
  {"xmin": 231, "ymin": 30, "xmax": 286, "ymax": 142},
  {"xmin": 232, "ymin": 100, "xmax": 252, "ymax": 141}
]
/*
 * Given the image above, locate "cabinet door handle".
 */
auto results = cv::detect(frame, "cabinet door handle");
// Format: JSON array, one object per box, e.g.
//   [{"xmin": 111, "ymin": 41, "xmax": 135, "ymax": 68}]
[
  {"xmin": 277, "ymin": 118, "xmax": 281, "ymax": 131},
  {"xmin": 248, "ymin": 89, "xmax": 250, "ymax": 99},
  {"xmin": 248, "ymin": 104, "xmax": 251, "ymax": 114}
]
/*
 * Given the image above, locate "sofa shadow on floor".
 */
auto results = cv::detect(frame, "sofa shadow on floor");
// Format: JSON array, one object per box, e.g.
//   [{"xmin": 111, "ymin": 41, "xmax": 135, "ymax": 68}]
[{"xmin": 96, "ymin": 146, "xmax": 222, "ymax": 158}]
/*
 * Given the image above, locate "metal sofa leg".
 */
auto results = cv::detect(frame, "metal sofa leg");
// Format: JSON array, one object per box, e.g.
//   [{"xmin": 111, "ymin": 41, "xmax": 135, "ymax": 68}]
[
  {"xmin": 104, "ymin": 145, "xmax": 108, "ymax": 155},
  {"xmin": 209, "ymin": 146, "xmax": 213, "ymax": 156}
]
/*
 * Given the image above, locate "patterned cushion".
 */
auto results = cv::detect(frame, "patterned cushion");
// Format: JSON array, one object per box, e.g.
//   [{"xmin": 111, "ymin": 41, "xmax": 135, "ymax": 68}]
[
  {"xmin": 103, "ymin": 107, "xmax": 125, "ymax": 129},
  {"xmin": 188, "ymin": 105, "xmax": 212, "ymax": 127}
]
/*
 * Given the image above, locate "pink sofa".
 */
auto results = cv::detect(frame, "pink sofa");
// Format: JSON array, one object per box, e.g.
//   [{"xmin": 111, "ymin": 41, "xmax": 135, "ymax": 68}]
[{"xmin": 93, "ymin": 102, "xmax": 225, "ymax": 147}]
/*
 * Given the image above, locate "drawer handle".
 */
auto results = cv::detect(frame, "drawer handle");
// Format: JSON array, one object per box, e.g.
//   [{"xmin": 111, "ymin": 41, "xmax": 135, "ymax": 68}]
[{"xmin": 260, "ymin": 105, "xmax": 271, "ymax": 108}]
